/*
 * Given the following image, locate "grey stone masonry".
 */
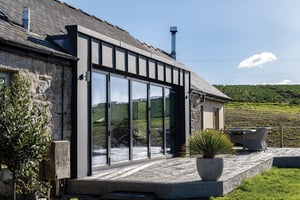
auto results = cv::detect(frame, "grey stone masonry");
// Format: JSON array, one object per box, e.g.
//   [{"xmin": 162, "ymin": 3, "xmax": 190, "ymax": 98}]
[
  {"xmin": 0, "ymin": 50, "xmax": 73, "ymax": 197},
  {"xmin": 0, "ymin": 169, "xmax": 12, "ymax": 197},
  {"xmin": 191, "ymin": 92, "xmax": 203, "ymax": 133},
  {"xmin": 0, "ymin": 50, "xmax": 73, "ymax": 140}
]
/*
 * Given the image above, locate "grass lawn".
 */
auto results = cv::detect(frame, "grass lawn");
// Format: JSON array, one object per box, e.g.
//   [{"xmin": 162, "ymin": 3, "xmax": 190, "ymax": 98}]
[{"xmin": 211, "ymin": 167, "xmax": 300, "ymax": 200}]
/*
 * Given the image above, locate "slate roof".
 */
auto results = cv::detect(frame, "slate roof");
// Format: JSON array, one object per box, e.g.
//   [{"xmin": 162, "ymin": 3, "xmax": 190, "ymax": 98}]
[
  {"xmin": 0, "ymin": 19, "xmax": 73, "ymax": 59},
  {"xmin": 0, "ymin": 0, "xmax": 230, "ymax": 101},
  {"xmin": 191, "ymin": 72, "xmax": 231, "ymax": 101},
  {"xmin": 0, "ymin": 0, "xmax": 172, "ymax": 61}
]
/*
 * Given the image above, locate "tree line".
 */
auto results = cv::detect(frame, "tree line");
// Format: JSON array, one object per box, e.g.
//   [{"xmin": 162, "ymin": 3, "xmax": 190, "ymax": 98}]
[{"xmin": 215, "ymin": 85, "xmax": 300, "ymax": 105}]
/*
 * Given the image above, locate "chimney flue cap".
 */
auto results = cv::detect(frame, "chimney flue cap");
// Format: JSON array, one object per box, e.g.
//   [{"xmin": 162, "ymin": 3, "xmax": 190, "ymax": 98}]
[
  {"xmin": 22, "ymin": 6, "xmax": 30, "ymax": 31},
  {"xmin": 170, "ymin": 26, "xmax": 177, "ymax": 33}
]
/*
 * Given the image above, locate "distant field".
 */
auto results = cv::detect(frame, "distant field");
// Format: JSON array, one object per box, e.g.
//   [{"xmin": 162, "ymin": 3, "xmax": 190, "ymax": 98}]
[
  {"xmin": 215, "ymin": 84, "xmax": 300, "ymax": 105},
  {"xmin": 225, "ymin": 102, "xmax": 300, "ymax": 127},
  {"xmin": 225, "ymin": 102, "xmax": 300, "ymax": 147},
  {"xmin": 217, "ymin": 84, "xmax": 300, "ymax": 147}
]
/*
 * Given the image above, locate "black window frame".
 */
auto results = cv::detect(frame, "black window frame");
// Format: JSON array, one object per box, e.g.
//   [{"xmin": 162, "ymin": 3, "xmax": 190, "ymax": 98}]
[
  {"xmin": 91, "ymin": 69, "xmax": 176, "ymax": 171},
  {"xmin": 213, "ymin": 107, "xmax": 220, "ymax": 130}
]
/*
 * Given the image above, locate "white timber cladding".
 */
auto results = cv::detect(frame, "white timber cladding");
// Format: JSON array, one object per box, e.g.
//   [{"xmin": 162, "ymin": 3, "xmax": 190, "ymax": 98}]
[
  {"xmin": 128, "ymin": 52, "xmax": 137, "ymax": 74},
  {"xmin": 102, "ymin": 42, "xmax": 113, "ymax": 68},
  {"xmin": 138, "ymin": 55, "xmax": 147, "ymax": 77},
  {"xmin": 149, "ymin": 59, "xmax": 156, "ymax": 79},
  {"xmin": 165, "ymin": 65, "xmax": 172, "ymax": 83},
  {"xmin": 92, "ymin": 39, "xmax": 99, "ymax": 65},
  {"xmin": 179, "ymin": 70, "xmax": 184, "ymax": 86},
  {"xmin": 115, "ymin": 47, "xmax": 126, "ymax": 71},
  {"xmin": 157, "ymin": 62, "xmax": 164, "ymax": 81},
  {"xmin": 173, "ymin": 68, "xmax": 179, "ymax": 85}
]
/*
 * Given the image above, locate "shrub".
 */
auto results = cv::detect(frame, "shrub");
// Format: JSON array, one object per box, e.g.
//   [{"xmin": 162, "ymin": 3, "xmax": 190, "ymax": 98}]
[
  {"xmin": 0, "ymin": 74, "xmax": 51, "ymax": 199},
  {"xmin": 184, "ymin": 129, "xmax": 234, "ymax": 158}
]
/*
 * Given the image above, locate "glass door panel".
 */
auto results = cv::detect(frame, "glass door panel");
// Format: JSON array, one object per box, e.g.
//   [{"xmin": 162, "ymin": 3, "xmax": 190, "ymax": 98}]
[
  {"xmin": 110, "ymin": 76, "xmax": 129, "ymax": 163},
  {"xmin": 92, "ymin": 72, "xmax": 107, "ymax": 167},
  {"xmin": 132, "ymin": 81, "xmax": 148, "ymax": 160},
  {"xmin": 165, "ymin": 88, "xmax": 176, "ymax": 154},
  {"xmin": 150, "ymin": 85, "xmax": 163, "ymax": 157}
]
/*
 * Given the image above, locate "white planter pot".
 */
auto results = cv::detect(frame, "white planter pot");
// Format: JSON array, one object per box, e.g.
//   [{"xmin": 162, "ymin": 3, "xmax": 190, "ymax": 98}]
[{"xmin": 196, "ymin": 157, "xmax": 224, "ymax": 181}]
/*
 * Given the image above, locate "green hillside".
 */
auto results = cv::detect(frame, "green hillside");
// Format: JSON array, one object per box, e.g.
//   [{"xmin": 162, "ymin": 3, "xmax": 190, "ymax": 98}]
[
  {"xmin": 215, "ymin": 85, "xmax": 300, "ymax": 105},
  {"xmin": 215, "ymin": 85, "xmax": 300, "ymax": 147}
]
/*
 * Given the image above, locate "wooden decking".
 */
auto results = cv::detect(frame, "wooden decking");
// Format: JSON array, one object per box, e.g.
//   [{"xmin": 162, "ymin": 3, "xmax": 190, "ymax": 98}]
[{"xmin": 66, "ymin": 148, "xmax": 300, "ymax": 199}]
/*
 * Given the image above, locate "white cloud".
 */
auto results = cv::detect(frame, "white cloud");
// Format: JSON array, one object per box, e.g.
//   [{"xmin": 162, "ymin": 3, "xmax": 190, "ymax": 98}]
[
  {"xmin": 238, "ymin": 52, "xmax": 278, "ymax": 68},
  {"xmin": 277, "ymin": 79, "xmax": 292, "ymax": 85},
  {"xmin": 260, "ymin": 79, "xmax": 296, "ymax": 85}
]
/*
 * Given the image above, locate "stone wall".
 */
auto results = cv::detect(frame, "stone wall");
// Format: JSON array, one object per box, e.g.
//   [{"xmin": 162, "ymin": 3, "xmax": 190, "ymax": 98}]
[
  {"xmin": 0, "ymin": 168, "xmax": 12, "ymax": 198},
  {"xmin": 0, "ymin": 50, "xmax": 73, "ymax": 197},
  {"xmin": 191, "ymin": 93, "xmax": 225, "ymax": 132},
  {"xmin": 0, "ymin": 50, "xmax": 73, "ymax": 140},
  {"xmin": 191, "ymin": 93, "xmax": 205, "ymax": 133},
  {"xmin": 191, "ymin": 102, "xmax": 203, "ymax": 133}
]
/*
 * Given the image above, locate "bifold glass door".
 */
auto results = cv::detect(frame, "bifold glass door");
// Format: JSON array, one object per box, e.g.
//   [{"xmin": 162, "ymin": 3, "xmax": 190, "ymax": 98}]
[
  {"xmin": 165, "ymin": 88, "xmax": 176, "ymax": 154},
  {"xmin": 110, "ymin": 77, "xmax": 129, "ymax": 163},
  {"xmin": 92, "ymin": 70, "xmax": 176, "ymax": 168},
  {"xmin": 150, "ymin": 85, "xmax": 164, "ymax": 157},
  {"xmin": 132, "ymin": 81, "xmax": 148, "ymax": 160},
  {"xmin": 92, "ymin": 72, "xmax": 107, "ymax": 167}
]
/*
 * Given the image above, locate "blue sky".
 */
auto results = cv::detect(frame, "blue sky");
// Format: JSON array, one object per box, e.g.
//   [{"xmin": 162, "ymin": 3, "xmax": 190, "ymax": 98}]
[{"xmin": 61, "ymin": 0, "xmax": 300, "ymax": 85}]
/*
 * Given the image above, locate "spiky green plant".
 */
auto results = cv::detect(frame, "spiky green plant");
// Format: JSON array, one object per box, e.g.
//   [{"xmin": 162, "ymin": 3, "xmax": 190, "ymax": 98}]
[{"xmin": 184, "ymin": 129, "xmax": 234, "ymax": 158}]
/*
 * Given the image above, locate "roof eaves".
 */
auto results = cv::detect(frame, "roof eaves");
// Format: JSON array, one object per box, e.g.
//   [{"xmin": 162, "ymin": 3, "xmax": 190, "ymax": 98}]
[
  {"xmin": 205, "ymin": 94, "xmax": 232, "ymax": 102},
  {"xmin": 191, "ymin": 87, "xmax": 232, "ymax": 102},
  {"xmin": 0, "ymin": 36, "xmax": 77, "ymax": 61}
]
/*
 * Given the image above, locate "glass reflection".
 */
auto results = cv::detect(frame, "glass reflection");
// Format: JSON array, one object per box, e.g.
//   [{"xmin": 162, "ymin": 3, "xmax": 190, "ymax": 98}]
[
  {"xmin": 92, "ymin": 72, "xmax": 107, "ymax": 167},
  {"xmin": 150, "ymin": 85, "xmax": 163, "ymax": 157},
  {"xmin": 165, "ymin": 88, "xmax": 176, "ymax": 154},
  {"xmin": 110, "ymin": 76, "xmax": 129, "ymax": 163},
  {"xmin": 132, "ymin": 81, "xmax": 148, "ymax": 160},
  {"xmin": 91, "ymin": 71, "xmax": 177, "ymax": 167}
]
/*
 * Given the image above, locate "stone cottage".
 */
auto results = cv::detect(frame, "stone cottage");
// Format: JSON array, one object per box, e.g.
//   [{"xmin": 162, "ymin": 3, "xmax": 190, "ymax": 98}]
[{"xmin": 0, "ymin": 0, "xmax": 230, "ymax": 190}]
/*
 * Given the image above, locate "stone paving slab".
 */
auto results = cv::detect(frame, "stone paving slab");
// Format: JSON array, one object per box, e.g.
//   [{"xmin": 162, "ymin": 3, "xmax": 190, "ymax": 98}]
[{"xmin": 67, "ymin": 148, "xmax": 300, "ymax": 199}]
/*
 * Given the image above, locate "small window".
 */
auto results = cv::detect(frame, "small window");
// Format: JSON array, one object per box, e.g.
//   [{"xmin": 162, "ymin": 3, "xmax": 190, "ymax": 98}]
[{"xmin": 213, "ymin": 108, "xmax": 219, "ymax": 130}]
